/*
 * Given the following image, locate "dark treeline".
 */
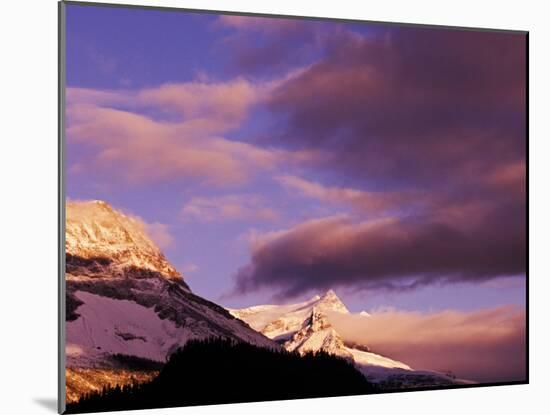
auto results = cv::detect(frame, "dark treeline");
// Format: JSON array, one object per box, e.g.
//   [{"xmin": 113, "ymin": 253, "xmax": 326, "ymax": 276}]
[
  {"xmin": 108, "ymin": 353, "xmax": 164, "ymax": 371},
  {"xmin": 66, "ymin": 338, "xmax": 377, "ymax": 413}
]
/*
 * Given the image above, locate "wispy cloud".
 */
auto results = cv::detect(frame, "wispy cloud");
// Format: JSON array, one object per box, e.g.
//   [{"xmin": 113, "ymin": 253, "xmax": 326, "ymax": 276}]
[
  {"xmin": 181, "ymin": 194, "xmax": 279, "ymax": 223},
  {"xmin": 276, "ymin": 174, "xmax": 428, "ymax": 215},
  {"xmin": 66, "ymin": 79, "xmax": 316, "ymax": 187},
  {"xmin": 140, "ymin": 221, "xmax": 173, "ymax": 249},
  {"xmin": 215, "ymin": 14, "xmax": 325, "ymax": 76},
  {"xmin": 181, "ymin": 263, "xmax": 200, "ymax": 274}
]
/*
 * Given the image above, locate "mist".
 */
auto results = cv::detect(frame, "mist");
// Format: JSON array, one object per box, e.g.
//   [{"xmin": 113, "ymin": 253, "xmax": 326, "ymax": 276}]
[{"xmin": 327, "ymin": 306, "xmax": 526, "ymax": 383}]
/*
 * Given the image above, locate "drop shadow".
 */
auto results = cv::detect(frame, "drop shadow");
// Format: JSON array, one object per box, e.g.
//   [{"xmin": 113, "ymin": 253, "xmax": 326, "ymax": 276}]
[{"xmin": 34, "ymin": 398, "xmax": 57, "ymax": 413}]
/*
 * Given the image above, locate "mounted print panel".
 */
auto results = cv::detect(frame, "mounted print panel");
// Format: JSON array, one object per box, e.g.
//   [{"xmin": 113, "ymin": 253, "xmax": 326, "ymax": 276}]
[{"xmin": 59, "ymin": 1, "xmax": 528, "ymax": 413}]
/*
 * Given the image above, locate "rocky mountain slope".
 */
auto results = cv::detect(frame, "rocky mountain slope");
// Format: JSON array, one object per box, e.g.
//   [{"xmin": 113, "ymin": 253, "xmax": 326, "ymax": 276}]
[
  {"xmin": 230, "ymin": 290, "xmax": 468, "ymax": 388},
  {"xmin": 65, "ymin": 201, "xmax": 278, "ymax": 386},
  {"xmin": 65, "ymin": 368, "xmax": 158, "ymax": 404},
  {"xmin": 66, "ymin": 200, "xmax": 182, "ymax": 281}
]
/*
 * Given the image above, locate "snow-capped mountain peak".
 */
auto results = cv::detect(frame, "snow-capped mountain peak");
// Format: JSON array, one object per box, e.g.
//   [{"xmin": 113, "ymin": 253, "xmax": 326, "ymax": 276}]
[
  {"xmin": 229, "ymin": 291, "xmax": 465, "ymax": 388},
  {"xmin": 284, "ymin": 307, "xmax": 353, "ymax": 360},
  {"xmin": 316, "ymin": 289, "xmax": 350, "ymax": 314},
  {"xmin": 228, "ymin": 289, "xmax": 349, "ymax": 342},
  {"xmin": 66, "ymin": 200, "xmax": 279, "ymax": 373},
  {"xmin": 66, "ymin": 200, "xmax": 182, "ymax": 281}
]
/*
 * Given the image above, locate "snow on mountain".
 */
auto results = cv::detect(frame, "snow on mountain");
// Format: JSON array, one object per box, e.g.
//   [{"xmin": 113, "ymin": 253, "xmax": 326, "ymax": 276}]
[
  {"xmin": 230, "ymin": 290, "xmax": 465, "ymax": 388},
  {"xmin": 66, "ymin": 200, "xmax": 279, "ymax": 370},
  {"xmin": 67, "ymin": 291, "xmax": 185, "ymax": 366},
  {"xmin": 230, "ymin": 289, "xmax": 349, "ymax": 342},
  {"xmin": 284, "ymin": 308, "xmax": 354, "ymax": 360},
  {"xmin": 65, "ymin": 199, "xmax": 466, "ymax": 393},
  {"xmin": 230, "ymin": 290, "xmax": 409, "ymax": 370}
]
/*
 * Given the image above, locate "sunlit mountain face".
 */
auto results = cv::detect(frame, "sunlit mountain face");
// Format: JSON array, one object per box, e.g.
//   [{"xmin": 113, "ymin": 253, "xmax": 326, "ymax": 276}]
[
  {"xmin": 63, "ymin": 2, "xmax": 527, "ymax": 412},
  {"xmin": 65, "ymin": 201, "xmax": 279, "ymax": 402}
]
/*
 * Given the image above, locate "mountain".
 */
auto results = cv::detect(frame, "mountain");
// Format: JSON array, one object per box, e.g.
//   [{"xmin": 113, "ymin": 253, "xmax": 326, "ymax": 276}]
[
  {"xmin": 230, "ymin": 290, "xmax": 468, "ymax": 389},
  {"xmin": 230, "ymin": 290, "xmax": 410, "ymax": 372},
  {"xmin": 66, "ymin": 200, "xmax": 182, "ymax": 281},
  {"xmin": 65, "ymin": 200, "xmax": 278, "ymax": 401}
]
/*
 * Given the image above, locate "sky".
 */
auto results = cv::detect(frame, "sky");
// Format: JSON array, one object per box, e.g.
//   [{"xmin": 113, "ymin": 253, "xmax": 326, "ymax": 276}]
[{"xmin": 64, "ymin": 4, "xmax": 526, "ymax": 320}]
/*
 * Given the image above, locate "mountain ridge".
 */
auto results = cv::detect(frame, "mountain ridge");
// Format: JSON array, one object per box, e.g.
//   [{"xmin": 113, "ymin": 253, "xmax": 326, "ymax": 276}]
[
  {"xmin": 65, "ymin": 199, "xmax": 467, "ymax": 401},
  {"xmin": 230, "ymin": 290, "xmax": 469, "ymax": 388},
  {"xmin": 65, "ymin": 200, "xmax": 280, "ymax": 398}
]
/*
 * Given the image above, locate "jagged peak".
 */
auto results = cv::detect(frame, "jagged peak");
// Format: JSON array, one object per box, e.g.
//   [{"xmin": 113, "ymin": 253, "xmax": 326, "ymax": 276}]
[
  {"xmin": 284, "ymin": 307, "xmax": 351, "ymax": 360},
  {"xmin": 315, "ymin": 289, "xmax": 349, "ymax": 314},
  {"xmin": 308, "ymin": 307, "xmax": 332, "ymax": 331},
  {"xmin": 322, "ymin": 289, "xmax": 338, "ymax": 299}
]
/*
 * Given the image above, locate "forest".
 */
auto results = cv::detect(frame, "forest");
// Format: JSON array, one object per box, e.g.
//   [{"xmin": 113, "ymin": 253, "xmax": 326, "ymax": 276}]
[{"xmin": 67, "ymin": 338, "xmax": 377, "ymax": 413}]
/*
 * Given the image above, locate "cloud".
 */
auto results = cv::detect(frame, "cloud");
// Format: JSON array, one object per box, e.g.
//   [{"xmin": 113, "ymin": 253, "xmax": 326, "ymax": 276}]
[
  {"xmin": 181, "ymin": 194, "xmax": 279, "ymax": 222},
  {"xmin": 485, "ymin": 160, "xmax": 526, "ymax": 192},
  {"xmin": 140, "ymin": 221, "xmax": 173, "ymax": 249},
  {"xmin": 68, "ymin": 78, "xmax": 264, "ymax": 126},
  {"xmin": 229, "ymin": 27, "xmax": 526, "ymax": 299},
  {"xmin": 67, "ymin": 81, "xmax": 274, "ymax": 187},
  {"xmin": 234, "ymin": 212, "xmax": 525, "ymax": 298},
  {"xmin": 216, "ymin": 15, "xmax": 326, "ymax": 76},
  {"xmin": 181, "ymin": 263, "xmax": 199, "ymax": 274},
  {"xmin": 276, "ymin": 174, "xmax": 429, "ymax": 215},
  {"xmin": 67, "ymin": 78, "xmax": 322, "ymax": 187},
  {"xmin": 217, "ymin": 15, "xmax": 307, "ymax": 33},
  {"xmin": 267, "ymin": 27, "xmax": 526, "ymax": 188},
  {"xmin": 327, "ymin": 306, "xmax": 526, "ymax": 383},
  {"xmin": 137, "ymin": 80, "xmax": 262, "ymax": 126}
]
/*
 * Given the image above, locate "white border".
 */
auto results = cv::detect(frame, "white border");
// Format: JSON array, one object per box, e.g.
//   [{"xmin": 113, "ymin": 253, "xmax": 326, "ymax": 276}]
[{"xmin": 1, "ymin": 1, "xmax": 546, "ymax": 414}]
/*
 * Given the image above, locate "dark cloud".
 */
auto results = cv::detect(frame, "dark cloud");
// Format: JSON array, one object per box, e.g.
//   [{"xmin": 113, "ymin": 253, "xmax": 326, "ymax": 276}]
[
  {"xmin": 216, "ymin": 15, "xmax": 325, "ymax": 77},
  {"xmin": 232, "ymin": 25, "xmax": 526, "ymax": 298},
  {"xmin": 267, "ymin": 27, "xmax": 526, "ymax": 188},
  {"xmin": 235, "ymin": 199, "xmax": 525, "ymax": 298}
]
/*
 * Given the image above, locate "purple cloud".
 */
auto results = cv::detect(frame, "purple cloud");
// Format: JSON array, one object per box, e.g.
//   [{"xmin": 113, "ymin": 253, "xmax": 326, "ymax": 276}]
[
  {"xmin": 230, "ymin": 26, "xmax": 526, "ymax": 299},
  {"xmin": 234, "ymin": 200, "xmax": 525, "ymax": 298},
  {"xmin": 266, "ymin": 27, "xmax": 526, "ymax": 187},
  {"xmin": 216, "ymin": 14, "xmax": 326, "ymax": 76}
]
